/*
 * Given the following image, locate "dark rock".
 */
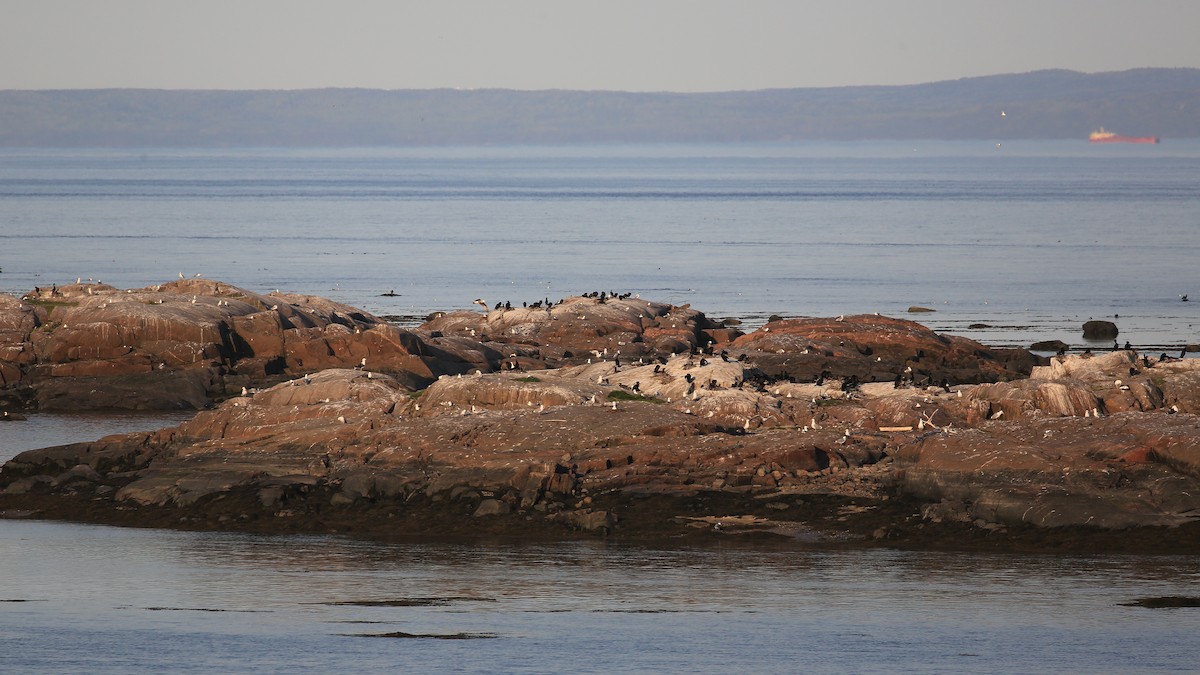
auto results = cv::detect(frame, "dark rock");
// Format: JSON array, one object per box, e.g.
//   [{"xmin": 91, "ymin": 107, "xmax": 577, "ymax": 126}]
[
  {"xmin": 1082, "ymin": 320, "xmax": 1119, "ymax": 340},
  {"xmin": 551, "ymin": 508, "xmax": 616, "ymax": 532},
  {"xmin": 1030, "ymin": 340, "xmax": 1069, "ymax": 352},
  {"xmin": 473, "ymin": 499, "xmax": 511, "ymax": 517}
]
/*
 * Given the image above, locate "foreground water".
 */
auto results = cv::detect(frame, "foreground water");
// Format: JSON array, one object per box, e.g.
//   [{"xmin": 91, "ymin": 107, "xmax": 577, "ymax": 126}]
[
  {"xmin": 2, "ymin": 141, "xmax": 1199, "ymax": 348},
  {"xmin": 3, "ymin": 417, "xmax": 1200, "ymax": 673},
  {"xmin": 0, "ymin": 412, "xmax": 195, "ymax": 464},
  {"xmin": 3, "ymin": 519, "xmax": 1200, "ymax": 674}
]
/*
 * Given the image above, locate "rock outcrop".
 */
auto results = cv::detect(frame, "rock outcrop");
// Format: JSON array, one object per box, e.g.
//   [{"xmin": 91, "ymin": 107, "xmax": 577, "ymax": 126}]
[
  {"xmin": 1082, "ymin": 320, "xmax": 1119, "ymax": 340},
  {"xmin": 0, "ymin": 280, "xmax": 476, "ymax": 410},
  {"xmin": 418, "ymin": 295, "xmax": 725, "ymax": 371},
  {"xmin": 727, "ymin": 314, "xmax": 1037, "ymax": 386},
  {"xmin": 4, "ymin": 281, "xmax": 1200, "ymax": 547}
]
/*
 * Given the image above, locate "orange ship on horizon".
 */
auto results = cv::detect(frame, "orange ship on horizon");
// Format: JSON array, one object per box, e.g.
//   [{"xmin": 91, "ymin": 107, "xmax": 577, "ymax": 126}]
[{"xmin": 1089, "ymin": 128, "xmax": 1159, "ymax": 144}]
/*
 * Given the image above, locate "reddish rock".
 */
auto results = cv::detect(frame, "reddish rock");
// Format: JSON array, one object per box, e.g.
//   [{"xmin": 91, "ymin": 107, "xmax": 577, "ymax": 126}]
[
  {"xmin": 894, "ymin": 414, "xmax": 1200, "ymax": 528},
  {"xmin": 419, "ymin": 296, "xmax": 731, "ymax": 369},
  {"xmin": 2, "ymin": 368, "xmax": 885, "ymax": 528},
  {"xmin": 5, "ymin": 288, "xmax": 1200, "ymax": 541},
  {"xmin": 729, "ymin": 314, "xmax": 1039, "ymax": 386},
  {"xmin": 0, "ymin": 279, "xmax": 476, "ymax": 410}
]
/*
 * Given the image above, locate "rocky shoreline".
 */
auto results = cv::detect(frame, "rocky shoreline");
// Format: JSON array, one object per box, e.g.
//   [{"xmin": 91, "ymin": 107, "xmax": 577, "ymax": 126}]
[{"xmin": 3, "ymin": 279, "xmax": 1200, "ymax": 552}]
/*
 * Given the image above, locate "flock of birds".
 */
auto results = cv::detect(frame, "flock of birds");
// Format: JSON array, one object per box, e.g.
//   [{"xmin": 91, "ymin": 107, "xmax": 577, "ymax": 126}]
[{"xmin": 473, "ymin": 290, "xmax": 638, "ymax": 313}]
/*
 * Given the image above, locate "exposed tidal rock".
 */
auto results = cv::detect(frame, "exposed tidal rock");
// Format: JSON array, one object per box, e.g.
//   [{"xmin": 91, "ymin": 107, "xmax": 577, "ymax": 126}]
[
  {"xmin": 887, "ymin": 352, "xmax": 1200, "ymax": 529},
  {"xmin": 728, "ymin": 314, "xmax": 1039, "ymax": 387},
  {"xmin": 419, "ymin": 295, "xmax": 729, "ymax": 370},
  {"xmin": 894, "ymin": 414, "xmax": 1200, "ymax": 528},
  {"xmin": 1, "ymin": 366, "xmax": 894, "ymax": 534},
  {"xmin": 5, "ymin": 284, "xmax": 1200, "ymax": 546},
  {"xmin": 0, "ymin": 280, "xmax": 476, "ymax": 410},
  {"xmin": 1082, "ymin": 320, "xmax": 1119, "ymax": 340},
  {"xmin": 1030, "ymin": 340, "xmax": 1069, "ymax": 352}
]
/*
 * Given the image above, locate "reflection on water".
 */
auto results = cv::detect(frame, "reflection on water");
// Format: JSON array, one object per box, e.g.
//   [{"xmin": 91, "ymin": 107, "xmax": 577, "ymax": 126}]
[
  {"xmin": 0, "ymin": 412, "xmax": 196, "ymax": 463},
  {"xmin": 2, "ymin": 519, "xmax": 1200, "ymax": 674},
  {"xmin": 4, "ymin": 382, "xmax": 1200, "ymax": 673}
]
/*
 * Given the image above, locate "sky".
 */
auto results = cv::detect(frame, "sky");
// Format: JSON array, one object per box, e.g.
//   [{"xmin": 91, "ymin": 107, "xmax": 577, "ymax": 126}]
[{"xmin": 3, "ymin": 0, "xmax": 1200, "ymax": 92}]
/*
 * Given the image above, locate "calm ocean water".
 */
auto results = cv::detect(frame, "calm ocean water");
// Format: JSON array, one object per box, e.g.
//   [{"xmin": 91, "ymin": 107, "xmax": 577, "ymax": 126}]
[
  {"xmin": 3, "ymin": 518, "xmax": 1200, "ymax": 674},
  {"xmin": 4, "ymin": 142, "xmax": 1200, "ymax": 671},
  {"xmin": 2, "ymin": 141, "xmax": 1199, "ymax": 348},
  {"xmin": 2, "ymin": 415, "xmax": 1200, "ymax": 673}
]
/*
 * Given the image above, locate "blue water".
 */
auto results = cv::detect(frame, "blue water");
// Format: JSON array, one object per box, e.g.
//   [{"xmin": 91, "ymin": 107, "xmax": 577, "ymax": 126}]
[
  {"xmin": 4, "ymin": 142, "xmax": 1200, "ymax": 671},
  {"xmin": 2, "ymin": 141, "xmax": 1199, "ymax": 347},
  {"xmin": 3, "ymin": 418, "xmax": 1200, "ymax": 673},
  {"xmin": 3, "ymin": 519, "xmax": 1200, "ymax": 674}
]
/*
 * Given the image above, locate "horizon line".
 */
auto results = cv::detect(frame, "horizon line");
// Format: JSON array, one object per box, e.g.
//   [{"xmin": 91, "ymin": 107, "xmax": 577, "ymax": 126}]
[{"xmin": 4, "ymin": 67, "xmax": 1197, "ymax": 96}]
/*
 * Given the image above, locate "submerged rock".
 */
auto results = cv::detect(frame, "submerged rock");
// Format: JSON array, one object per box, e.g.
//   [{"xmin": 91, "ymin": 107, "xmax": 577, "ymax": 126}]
[{"xmin": 1030, "ymin": 340, "xmax": 1069, "ymax": 352}]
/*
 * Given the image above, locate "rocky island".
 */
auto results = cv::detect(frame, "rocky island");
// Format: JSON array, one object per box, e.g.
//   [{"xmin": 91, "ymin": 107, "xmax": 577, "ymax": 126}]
[{"xmin": 3, "ymin": 279, "xmax": 1200, "ymax": 552}]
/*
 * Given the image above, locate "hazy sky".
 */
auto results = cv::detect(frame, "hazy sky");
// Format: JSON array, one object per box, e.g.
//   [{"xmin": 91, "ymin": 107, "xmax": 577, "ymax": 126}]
[{"xmin": 4, "ymin": 0, "xmax": 1200, "ymax": 91}]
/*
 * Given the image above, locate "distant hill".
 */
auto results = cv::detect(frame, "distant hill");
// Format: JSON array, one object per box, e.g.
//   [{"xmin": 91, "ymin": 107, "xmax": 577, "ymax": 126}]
[{"xmin": 1, "ymin": 68, "xmax": 1197, "ymax": 146}]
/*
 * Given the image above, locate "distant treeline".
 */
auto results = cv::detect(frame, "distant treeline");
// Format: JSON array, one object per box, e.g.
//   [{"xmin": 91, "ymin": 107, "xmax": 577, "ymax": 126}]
[{"xmin": 1, "ymin": 68, "xmax": 1198, "ymax": 146}]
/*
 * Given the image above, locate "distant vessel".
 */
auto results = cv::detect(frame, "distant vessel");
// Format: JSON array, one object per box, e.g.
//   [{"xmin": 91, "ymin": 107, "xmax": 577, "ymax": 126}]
[{"xmin": 1089, "ymin": 128, "xmax": 1159, "ymax": 144}]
